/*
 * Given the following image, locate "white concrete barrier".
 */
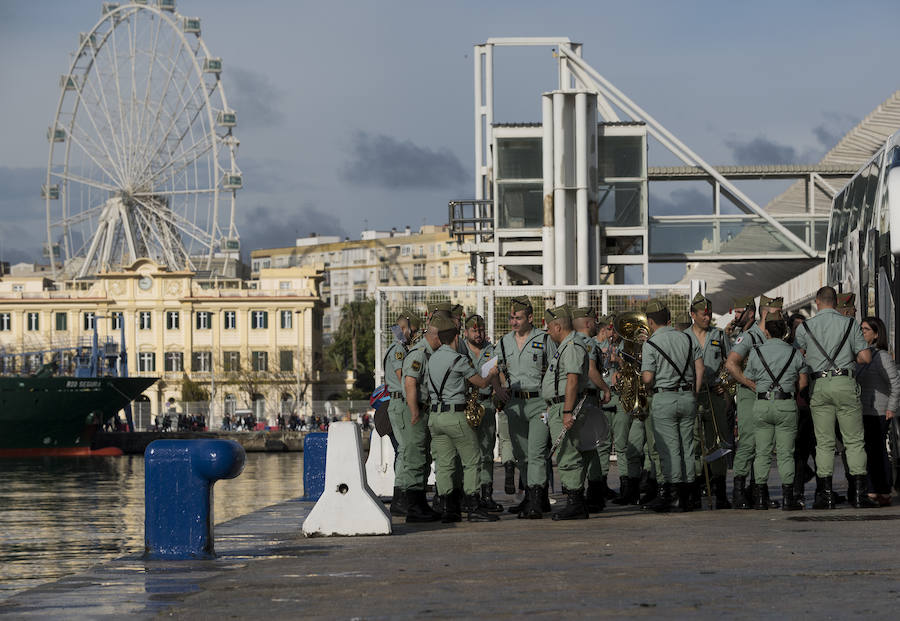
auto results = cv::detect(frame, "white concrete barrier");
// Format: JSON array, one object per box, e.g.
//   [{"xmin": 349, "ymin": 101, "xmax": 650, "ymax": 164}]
[
  {"xmin": 364, "ymin": 429, "xmax": 395, "ymax": 497},
  {"xmin": 302, "ymin": 422, "xmax": 392, "ymax": 537}
]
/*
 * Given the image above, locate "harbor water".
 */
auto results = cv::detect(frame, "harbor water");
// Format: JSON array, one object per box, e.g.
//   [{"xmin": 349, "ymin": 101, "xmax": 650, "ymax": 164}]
[{"xmin": 0, "ymin": 452, "xmax": 304, "ymax": 601}]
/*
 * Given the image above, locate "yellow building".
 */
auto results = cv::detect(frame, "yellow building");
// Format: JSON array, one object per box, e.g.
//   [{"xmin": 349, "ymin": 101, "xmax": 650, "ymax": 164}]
[
  {"xmin": 0, "ymin": 259, "xmax": 324, "ymax": 425},
  {"xmin": 250, "ymin": 225, "xmax": 472, "ymax": 336}
]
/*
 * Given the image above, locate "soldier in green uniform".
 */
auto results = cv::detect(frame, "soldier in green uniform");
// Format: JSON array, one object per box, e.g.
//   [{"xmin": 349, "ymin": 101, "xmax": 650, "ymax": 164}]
[
  {"xmin": 794, "ymin": 285, "xmax": 875, "ymax": 509},
  {"xmin": 741, "ymin": 316, "xmax": 808, "ymax": 510},
  {"xmin": 640, "ymin": 300, "xmax": 704, "ymax": 513},
  {"xmin": 573, "ymin": 307, "xmax": 613, "ymax": 511},
  {"xmin": 462, "ymin": 314, "xmax": 509, "ymax": 511},
  {"xmin": 724, "ymin": 295, "xmax": 768, "ymax": 509},
  {"xmin": 399, "ymin": 315, "xmax": 444, "ymax": 523},
  {"xmin": 685, "ymin": 293, "xmax": 733, "ymax": 510},
  {"xmin": 542, "ymin": 305, "xmax": 593, "ymax": 520},
  {"xmin": 496, "ymin": 295, "xmax": 556, "ymax": 518},
  {"xmin": 384, "ymin": 309, "xmax": 422, "ymax": 517},
  {"xmin": 425, "ymin": 314, "xmax": 501, "ymax": 522}
]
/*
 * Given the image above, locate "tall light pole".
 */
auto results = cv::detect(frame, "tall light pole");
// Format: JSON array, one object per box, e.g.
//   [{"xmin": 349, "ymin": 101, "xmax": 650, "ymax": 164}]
[{"xmin": 295, "ymin": 309, "xmax": 304, "ymax": 422}]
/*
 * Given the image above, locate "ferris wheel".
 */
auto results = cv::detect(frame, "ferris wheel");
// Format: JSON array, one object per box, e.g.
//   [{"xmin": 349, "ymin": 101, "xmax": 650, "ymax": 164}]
[{"xmin": 43, "ymin": 0, "xmax": 241, "ymax": 279}]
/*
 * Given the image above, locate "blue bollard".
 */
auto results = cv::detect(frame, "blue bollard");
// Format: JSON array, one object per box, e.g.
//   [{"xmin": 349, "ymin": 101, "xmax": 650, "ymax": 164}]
[
  {"xmin": 303, "ymin": 432, "xmax": 328, "ymax": 500},
  {"xmin": 144, "ymin": 439, "xmax": 245, "ymax": 560}
]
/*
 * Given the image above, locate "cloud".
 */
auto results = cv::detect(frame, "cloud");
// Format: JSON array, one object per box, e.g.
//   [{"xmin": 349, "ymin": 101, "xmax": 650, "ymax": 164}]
[
  {"xmin": 650, "ymin": 187, "xmax": 709, "ymax": 216},
  {"xmin": 725, "ymin": 136, "xmax": 797, "ymax": 166},
  {"xmin": 340, "ymin": 131, "xmax": 468, "ymax": 190},
  {"xmin": 0, "ymin": 166, "xmax": 45, "ymax": 201},
  {"xmin": 812, "ymin": 111, "xmax": 859, "ymax": 151},
  {"xmin": 0, "ymin": 166, "xmax": 46, "ymax": 263},
  {"xmin": 226, "ymin": 66, "xmax": 285, "ymax": 129},
  {"xmin": 236, "ymin": 202, "xmax": 347, "ymax": 252}
]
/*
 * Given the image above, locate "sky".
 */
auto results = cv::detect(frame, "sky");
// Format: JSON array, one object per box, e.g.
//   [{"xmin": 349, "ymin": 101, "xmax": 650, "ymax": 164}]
[{"xmin": 1, "ymin": 0, "xmax": 898, "ymax": 281}]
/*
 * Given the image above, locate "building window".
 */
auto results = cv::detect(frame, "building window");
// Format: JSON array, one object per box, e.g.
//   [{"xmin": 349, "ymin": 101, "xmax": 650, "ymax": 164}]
[
  {"xmin": 223, "ymin": 310, "xmax": 236, "ymax": 330},
  {"xmin": 12, "ymin": 284, "xmax": 23, "ymax": 292},
  {"xmin": 166, "ymin": 311, "xmax": 180, "ymax": 330},
  {"xmin": 413, "ymin": 263, "xmax": 425, "ymax": 280},
  {"xmin": 196, "ymin": 311, "xmax": 211, "ymax": 330},
  {"xmin": 279, "ymin": 350, "xmax": 293, "ymax": 372},
  {"xmin": 280, "ymin": 310, "xmax": 293, "ymax": 329},
  {"xmin": 251, "ymin": 310, "xmax": 268, "ymax": 330},
  {"xmin": 223, "ymin": 351, "xmax": 240, "ymax": 372},
  {"xmin": 164, "ymin": 352, "xmax": 184, "ymax": 372},
  {"xmin": 0, "ymin": 313, "xmax": 10, "ymax": 331},
  {"xmin": 252, "ymin": 351, "xmax": 268, "ymax": 372},
  {"xmin": 192, "ymin": 351, "xmax": 211, "ymax": 372},
  {"xmin": 27, "ymin": 312, "xmax": 39, "ymax": 331},
  {"xmin": 379, "ymin": 265, "xmax": 389, "ymax": 282},
  {"xmin": 139, "ymin": 311, "xmax": 152, "ymax": 330},
  {"xmin": 111, "ymin": 312, "xmax": 123, "ymax": 331},
  {"xmin": 401, "ymin": 245, "xmax": 411, "ymax": 256},
  {"xmin": 83, "ymin": 312, "xmax": 95, "ymax": 331},
  {"xmin": 279, "ymin": 281, "xmax": 291, "ymax": 290},
  {"xmin": 138, "ymin": 352, "xmax": 156, "ymax": 372}
]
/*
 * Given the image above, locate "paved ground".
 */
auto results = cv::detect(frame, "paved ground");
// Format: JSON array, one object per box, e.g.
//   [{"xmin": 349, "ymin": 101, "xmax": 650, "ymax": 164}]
[{"xmin": 3, "ymin": 463, "xmax": 900, "ymax": 619}]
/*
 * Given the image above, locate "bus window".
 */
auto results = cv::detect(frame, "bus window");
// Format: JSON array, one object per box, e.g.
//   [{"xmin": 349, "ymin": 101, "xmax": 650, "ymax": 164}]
[{"xmin": 862, "ymin": 159, "xmax": 881, "ymax": 235}]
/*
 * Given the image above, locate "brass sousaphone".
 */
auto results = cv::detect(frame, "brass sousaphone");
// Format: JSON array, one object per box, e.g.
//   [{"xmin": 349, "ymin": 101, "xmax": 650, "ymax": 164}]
[{"xmin": 613, "ymin": 311, "xmax": 650, "ymax": 420}]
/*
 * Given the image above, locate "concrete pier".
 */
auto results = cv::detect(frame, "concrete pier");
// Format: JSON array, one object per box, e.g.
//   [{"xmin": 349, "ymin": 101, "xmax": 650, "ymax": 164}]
[{"xmin": 2, "ymin": 464, "xmax": 899, "ymax": 619}]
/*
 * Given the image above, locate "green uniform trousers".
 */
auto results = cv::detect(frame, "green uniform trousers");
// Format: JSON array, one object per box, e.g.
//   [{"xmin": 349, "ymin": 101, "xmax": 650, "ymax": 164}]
[
  {"xmin": 584, "ymin": 398, "xmax": 615, "ymax": 481},
  {"xmin": 476, "ymin": 401, "xmax": 497, "ymax": 486},
  {"xmin": 753, "ymin": 399, "xmax": 798, "ymax": 484},
  {"xmin": 811, "ymin": 375, "xmax": 867, "ymax": 477},
  {"xmin": 694, "ymin": 389, "xmax": 730, "ymax": 478},
  {"xmin": 610, "ymin": 395, "xmax": 646, "ymax": 479},
  {"xmin": 387, "ymin": 398, "xmax": 432, "ymax": 491},
  {"xmin": 547, "ymin": 403, "xmax": 591, "ymax": 491},
  {"xmin": 504, "ymin": 396, "xmax": 550, "ymax": 486},
  {"xmin": 732, "ymin": 385, "xmax": 757, "ymax": 477},
  {"xmin": 642, "ymin": 400, "xmax": 663, "ymax": 479},
  {"xmin": 496, "ymin": 407, "xmax": 514, "ymax": 463},
  {"xmin": 428, "ymin": 410, "xmax": 482, "ymax": 495},
  {"xmin": 649, "ymin": 391, "xmax": 697, "ymax": 484}
]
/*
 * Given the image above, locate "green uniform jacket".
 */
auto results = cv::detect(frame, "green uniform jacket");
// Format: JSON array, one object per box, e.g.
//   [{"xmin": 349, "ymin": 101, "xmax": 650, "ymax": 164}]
[
  {"xmin": 641, "ymin": 326, "xmax": 701, "ymax": 389},
  {"xmin": 425, "ymin": 345, "xmax": 477, "ymax": 405},
  {"xmin": 402, "ymin": 338, "xmax": 436, "ymax": 404},
  {"xmin": 732, "ymin": 323, "xmax": 767, "ymax": 360},
  {"xmin": 541, "ymin": 331, "xmax": 589, "ymax": 400},
  {"xmin": 497, "ymin": 328, "xmax": 556, "ymax": 390},
  {"xmin": 575, "ymin": 332, "xmax": 603, "ymax": 390},
  {"xmin": 383, "ymin": 341, "xmax": 408, "ymax": 394},
  {"xmin": 745, "ymin": 338, "xmax": 807, "ymax": 394},
  {"xmin": 794, "ymin": 308, "xmax": 866, "ymax": 374},
  {"xmin": 465, "ymin": 339, "xmax": 495, "ymax": 398},
  {"xmin": 684, "ymin": 325, "xmax": 730, "ymax": 386}
]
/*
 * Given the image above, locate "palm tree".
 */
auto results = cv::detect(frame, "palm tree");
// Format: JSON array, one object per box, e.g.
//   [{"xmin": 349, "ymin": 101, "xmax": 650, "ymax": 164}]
[{"xmin": 340, "ymin": 300, "xmax": 368, "ymax": 372}]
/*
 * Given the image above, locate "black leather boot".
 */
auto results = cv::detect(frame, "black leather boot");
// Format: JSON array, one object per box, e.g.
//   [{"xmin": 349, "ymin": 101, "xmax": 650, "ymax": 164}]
[
  {"xmin": 466, "ymin": 493, "xmax": 500, "ymax": 522},
  {"xmin": 602, "ymin": 478, "xmax": 618, "ymax": 501},
  {"xmin": 639, "ymin": 478, "xmax": 658, "ymax": 505},
  {"xmin": 440, "ymin": 492, "xmax": 462, "ymax": 523},
  {"xmin": 510, "ymin": 487, "xmax": 530, "ymax": 516},
  {"xmin": 406, "ymin": 490, "xmax": 442, "ymax": 523},
  {"xmin": 782, "ymin": 484, "xmax": 802, "ymax": 511},
  {"xmin": 689, "ymin": 478, "xmax": 703, "ymax": 510},
  {"xmin": 732, "ymin": 475, "xmax": 751, "ymax": 509},
  {"xmin": 850, "ymin": 475, "xmax": 879, "ymax": 508},
  {"xmin": 712, "ymin": 476, "xmax": 732, "ymax": 510},
  {"xmin": 523, "ymin": 485, "xmax": 544, "ymax": 519},
  {"xmin": 389, "ymin": 486, "xmax": 408, "ymax": 517},
  {"xmin": 812, "ymin": 475, "xmax": 835, "ymax": 510},
  {"xmin": 585, "ymin": 479, "xmax": 606, "ymax": 512},
  {"xmin": 643, "ymin": 482, "xmax": 672, "ymax": 513},
  {"xmin": 639, "ymin": 469, "xmax": 651, "ymax": 494},
  {"xmin": 678, "ymin": 483, "xmax": 693, "ymax": 512},
  {"xmin": 753, "ymin": 483, "xmax": 769, "ymax": 510},
  {"xmin": 503, "ymin": 461, "xmax": 516, "ymax": 495},
  {"xmin": 480, "ymin": 484, "xmax": 503, "ymax": 513},
  {"xmin": 612, "ymin": 476, "xmax": 631, "ymax": 505},
  {"xmin": 552, "ymin": 487, "xmax": 589, "ymax": 520},
  {"xmin": 539, "ymin": 483, "xmax": 551, "ymax": 512}
]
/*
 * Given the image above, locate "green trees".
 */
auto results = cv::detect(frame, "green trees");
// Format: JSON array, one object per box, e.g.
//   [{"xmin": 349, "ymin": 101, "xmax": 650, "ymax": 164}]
[{"xmin": 326, "ymin": 298, "xmax": 376, "ymax": 391}]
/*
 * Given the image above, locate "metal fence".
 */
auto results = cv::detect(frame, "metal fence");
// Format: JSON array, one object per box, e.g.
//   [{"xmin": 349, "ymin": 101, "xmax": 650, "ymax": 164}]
[{"xmin": 374, "ymin": 283, "xmax": 702, "ymax": 382}]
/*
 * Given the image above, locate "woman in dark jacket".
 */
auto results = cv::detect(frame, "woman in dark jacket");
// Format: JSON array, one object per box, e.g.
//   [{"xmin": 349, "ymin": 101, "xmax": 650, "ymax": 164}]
[{"xmin": 856, "ymin": 316, "xmax": 899, "ymax": 505}]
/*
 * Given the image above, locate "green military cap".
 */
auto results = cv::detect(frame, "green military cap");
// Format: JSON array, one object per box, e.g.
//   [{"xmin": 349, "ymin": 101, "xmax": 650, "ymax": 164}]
[
  {"xmin": 572, "ymin": 306, "xmax": 597, "ymax": 319},
  {"xmin": 545, "ymin": 304, "xmax": 573, "ymax": 321},
  {"xmin": 450, "ymin": 303, "xmax": 464, "ymax": 318},
  {"xmin": 645, "ymin": 299, "xmax": 668, "ymax": 314},
  {"xmin": 465, "ymin": 314, "xmax": 485, "ymax": 328},
  {"xmin": 430, "ymin": 313, "xmax": 457, "ymax": 333},
  {"xmin": 674, "ymin": 312, "xmax": 692, "ymax": 326},
  {"xmin": 690, "ymin": 292, "xmax": 711, "ymax": 312},
  {"xmin": 759, "ymin": 295, "xmax": 784, "ymax": 309},
  {"xmin": 510, "ymin": 295, "xmax": 533, "ymax": 311},
  {"xmin": 837, "ymin": 292, "xmax": 856, "ymax": 309},
  {"xmin": 732, "ymin": 295, "xmax": 756, "ymax": 311},
  {"xmin": 428, "ymin": 301, "xmax": 453, "ymax": 314},
  {"xmin": 399, "ymin": 308, "xmax": 422, "ymax": 331}
]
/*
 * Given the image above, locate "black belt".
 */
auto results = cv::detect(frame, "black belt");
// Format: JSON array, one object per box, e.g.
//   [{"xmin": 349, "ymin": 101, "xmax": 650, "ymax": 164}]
[
  {"xmin": 430, "ymin": 403, "xmax": 466, "ymax": 413},
  {"xmin": 757, "ymin": 391, "xmax": 794, "ymax": 400},
  {"xmin": 389, "ymin": 391, "xmax": 405, "ymax": 399},
  {"xmin": 545, "ymin": 393, "xmax": 584, "ymax": 407},
  {"xmin": 653, "ymin": 384, "xmax": 693, "ymax": 394},
  {"xmin": 512, "ymin": 390, "xmax": 541, "ymax": 399},
  {"xmin": 812, "ymin": 369, "xmax": 853, "ymax": 379},
  {"xmin": 585, "ymin": 388, "xmax": 601, "ymax": 398}
]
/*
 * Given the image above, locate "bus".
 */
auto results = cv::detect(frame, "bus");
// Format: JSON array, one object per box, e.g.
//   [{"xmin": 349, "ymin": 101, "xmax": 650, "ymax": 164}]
[{"xmin": 826, "ymin": 130, "xmax": 900, "ymax": 353}]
